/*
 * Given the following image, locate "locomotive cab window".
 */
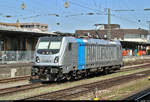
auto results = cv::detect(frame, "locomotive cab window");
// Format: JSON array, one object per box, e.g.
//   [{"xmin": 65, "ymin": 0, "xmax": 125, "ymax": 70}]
[
  {"xmin": 38, "ymin": 41, "xmax": 61, "ymax": 50},
  {"xmin": 37, "ymin": 37, "xmax": 62, "ymax": 54},
  {"xmin": 68, "ymin": 43, "xmax": 72, "ymax": 51},
  {"xmin": 49, "ymin": 42, "xmax": 61, "ymax": 49}
]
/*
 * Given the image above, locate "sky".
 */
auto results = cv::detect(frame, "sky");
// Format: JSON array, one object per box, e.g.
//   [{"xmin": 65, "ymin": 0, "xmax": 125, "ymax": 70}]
[{"xmin": 0, "ymin": 0, "xmax": 150, "ymax": 33}]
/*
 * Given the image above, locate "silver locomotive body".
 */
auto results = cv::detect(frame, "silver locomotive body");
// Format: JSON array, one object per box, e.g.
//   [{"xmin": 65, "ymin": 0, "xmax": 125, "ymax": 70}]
[{"xmin": 30, "ymin": 36, "xmax": 123, "ymax": 81}]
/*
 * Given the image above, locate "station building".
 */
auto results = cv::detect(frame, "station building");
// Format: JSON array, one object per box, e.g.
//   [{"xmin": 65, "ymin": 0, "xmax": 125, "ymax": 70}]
[
  {"xmin": 75, "ymin": 24, "xmax": 149, "ymax": 42},
  {"xmin": 75, "ymin": 24, "xmax": 150, "ymax": 56},
  {"xmin": 1, "ymin": 22, "xmax": 150, "ymax": 56},
  {"xmin": 0, "ymin": 22, "xmax": 55, "ymax": 51},
  {"xmin": 0, "ymin": 22, "xmax": 48, "ymax": 32}
]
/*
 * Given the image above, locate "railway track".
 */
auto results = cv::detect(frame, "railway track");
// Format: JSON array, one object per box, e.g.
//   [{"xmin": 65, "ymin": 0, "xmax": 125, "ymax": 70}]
[
  {"xmin": 0, "ymin": 82, "xmax": 43, "ymax": 97},
  {"xmin": 0, "ymin": 62, "xmax": 150, "ymax": 99},
  {"xmin": 24, "ymin": 69, "xmax": 150, "ymax": 100},
  {"xmin": 124, "ymin": 59, "xmax": 150, "ymax": 66},
  {"xmin": 0, "ymin": 76, "xmax": 30, "ymax": 83},
  {"xmin": 119, "ymin": 63, "xmax": 150, "ymax": 72},
  {"xmin": 124, "ymin": 87, "xmax": 150, "ymax": 101},
  {"xmin": 0, "ymin": 60, "xmax": 149, "ymax": 84}
]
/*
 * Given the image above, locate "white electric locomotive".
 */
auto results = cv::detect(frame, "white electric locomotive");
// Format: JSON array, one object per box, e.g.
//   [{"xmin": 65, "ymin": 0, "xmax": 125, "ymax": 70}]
[{"xmin": 30, "ymin": 36, "xmax": 123, "ymax": 82}]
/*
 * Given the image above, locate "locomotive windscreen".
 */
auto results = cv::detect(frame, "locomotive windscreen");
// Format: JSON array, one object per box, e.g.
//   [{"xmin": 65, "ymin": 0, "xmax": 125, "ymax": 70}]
[{"xmin": 37, "ymin": 37, "xmax": 62, "ymax": 54}]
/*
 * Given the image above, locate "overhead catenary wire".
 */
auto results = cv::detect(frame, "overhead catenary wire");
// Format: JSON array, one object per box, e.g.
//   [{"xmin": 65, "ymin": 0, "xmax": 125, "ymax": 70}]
[
  {"xmin": 92, "ymin": 0, "xmax": 98, "ymax": 9},
  {"xmin": 66, "ymin": 0, "xmax": 148, "ymax": 29},
  {"xmin": 65, "ymin": 0, "xmax": 106, "ymax": 15},
  {"xmin": 0, "ymin": 0, "xmax": 149, "ymax": 31},
  {"xmin": 34, "ymin": 1, "xmax": 147, "ymax": 29}
]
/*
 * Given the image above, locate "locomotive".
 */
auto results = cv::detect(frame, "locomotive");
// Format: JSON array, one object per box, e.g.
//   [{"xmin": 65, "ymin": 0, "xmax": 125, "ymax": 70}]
[{"xmin": 30, "ymin": 36, "xmax": 123, "ymax": 82}]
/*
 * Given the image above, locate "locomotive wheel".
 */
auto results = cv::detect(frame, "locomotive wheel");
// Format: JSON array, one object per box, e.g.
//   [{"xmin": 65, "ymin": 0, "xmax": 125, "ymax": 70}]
[
  {"xmin": 78, "ymin": 74, "xmax": 82, "ymax": 79},
  {"xmin": 74, "ymin": 75, "xmax": 81, "ymax": 80},
  {"xmin": 84, "ymin": 70, "xmax": 90, "ymax": 77},
  {"xmin": 103, "ymin": 67, "xmax": 109, "ymax": 75},
  {"xmin": 78, "ymin": 71, "xmax": 82, "ymax": 79},
  {"xmin": 84, "ymin": 72, "xmax": 88, "ymax": 77},
  {"xmin": 74, "ymin": 75, "xmax": 78, "ymax": 80},
  {"xmin": 73, "ymin": 71, "xmax": 82, "ymax": 80}
]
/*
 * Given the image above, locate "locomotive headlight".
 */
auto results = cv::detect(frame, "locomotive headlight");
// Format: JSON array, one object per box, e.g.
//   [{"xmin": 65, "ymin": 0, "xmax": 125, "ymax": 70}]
[
  {"xmin": 36, "ymin": 56, "xmax": 40, "ymax": 63},
  {"xmin": 54, "ymin": 56, "xmax": 59, "ymax": 63}
]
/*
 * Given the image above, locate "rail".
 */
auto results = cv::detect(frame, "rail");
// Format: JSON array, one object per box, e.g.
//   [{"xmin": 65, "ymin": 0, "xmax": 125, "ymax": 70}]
[
  {"xmin": 0, "ymin": 62, "xmax": 150, "ymax": 100},
  {"xmin": 124, "ymin": 87, "xmax": 150, "ymax": 100},
  {"xmin": 23, "ymin": 69, "xmax": 150, "ymax": 100}
]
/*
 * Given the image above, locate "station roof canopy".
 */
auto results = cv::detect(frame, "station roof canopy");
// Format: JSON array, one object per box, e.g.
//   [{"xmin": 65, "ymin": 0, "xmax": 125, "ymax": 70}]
[
  {"xmin": 120, "ymin": 40, "xmax": 150, "ymax": 45},
  {"xmin": 120, "ymin": 40, "xmax": 150, "ymax": 49},
  {"xmin": 0, "ymin": 28, "xmax": 57, "ymax": 37}
]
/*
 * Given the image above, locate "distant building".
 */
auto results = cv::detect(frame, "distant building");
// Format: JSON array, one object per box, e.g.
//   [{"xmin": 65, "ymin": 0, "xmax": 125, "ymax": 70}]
[
  {"xmin": 20, "ymin": 23, "xmax": 48, "ymax": 32},
  {"xmin": 95, "ymin": 24, "xmax": 120, "ymax": 30},
  {"xmin": 0, "ymin": 22, "xmax": 48, "ymax": 32},
  {"xmin": 0, "ymin": 30, "xmax": 56, "ymax": 51},
  {"xmin": 75, "ymin": 24, "xmax": 149, "ymax": 43}
]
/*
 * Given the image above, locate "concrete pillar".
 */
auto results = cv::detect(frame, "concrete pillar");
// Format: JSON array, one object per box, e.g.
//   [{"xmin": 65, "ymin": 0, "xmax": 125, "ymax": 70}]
[
  {"xmin": 33, "ymin": 38, "xmax": 38, "ymax": 50},
  {"xmin": 25, "ymin": 38, "xmax": 28, "ymax": 50},
  {"xmin": 5, "ymin": 38, "xmax": 11, "ymax": 51},
  {"xmin": 11, "ymin": 69, "xmax": 17, "ymax": 78},
  {"xmin": 20, "ymin": 38, "xmax": 23, "ymax": 50}
]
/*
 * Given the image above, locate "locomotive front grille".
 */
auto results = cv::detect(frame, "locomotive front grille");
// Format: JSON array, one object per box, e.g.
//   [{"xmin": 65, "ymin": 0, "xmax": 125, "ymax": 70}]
[
  {"xmin": 40, "ymin": 56, "xmax": 53, "ymax": 63},
  {"xmin": 40, "ymin": 59, "xmax": 52, "ymax": 63}
]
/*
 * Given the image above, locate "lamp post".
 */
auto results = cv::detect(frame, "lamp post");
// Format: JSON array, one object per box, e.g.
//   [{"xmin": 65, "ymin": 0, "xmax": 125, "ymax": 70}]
[
  {"xmin": 107, "ymin": 8, "xmax": 111, "ymax": 40},
  {"xmin": 146, "ymin": 21, "xmax": 150, "ymax": 42},
  {"xmin": 106, "ymin": 8, "xmax": 135, "ymax": 40},
  {"xmin": 144, "ymin": 8, "xmax": 150, "ymax": 42}
]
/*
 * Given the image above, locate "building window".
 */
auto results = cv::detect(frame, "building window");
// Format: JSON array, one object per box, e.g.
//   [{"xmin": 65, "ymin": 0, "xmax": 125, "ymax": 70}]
[
  {"xmin": 124, "ymin": 34, "xmax": 140, "ymax": 38},
  {"xmin": 141, "ymin": 34, "xmax": 147, "ymax": 39},
  {"xmin": 41, "ymin": 26, "xmax": 46, "ymax": 28},
  {"xmin": 141, "ymin": 34, "xmax": 145, "ymax": 39},
  {"xmin": 36, "ymin": 25, "xmax": 40, "ymax": 28}
]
